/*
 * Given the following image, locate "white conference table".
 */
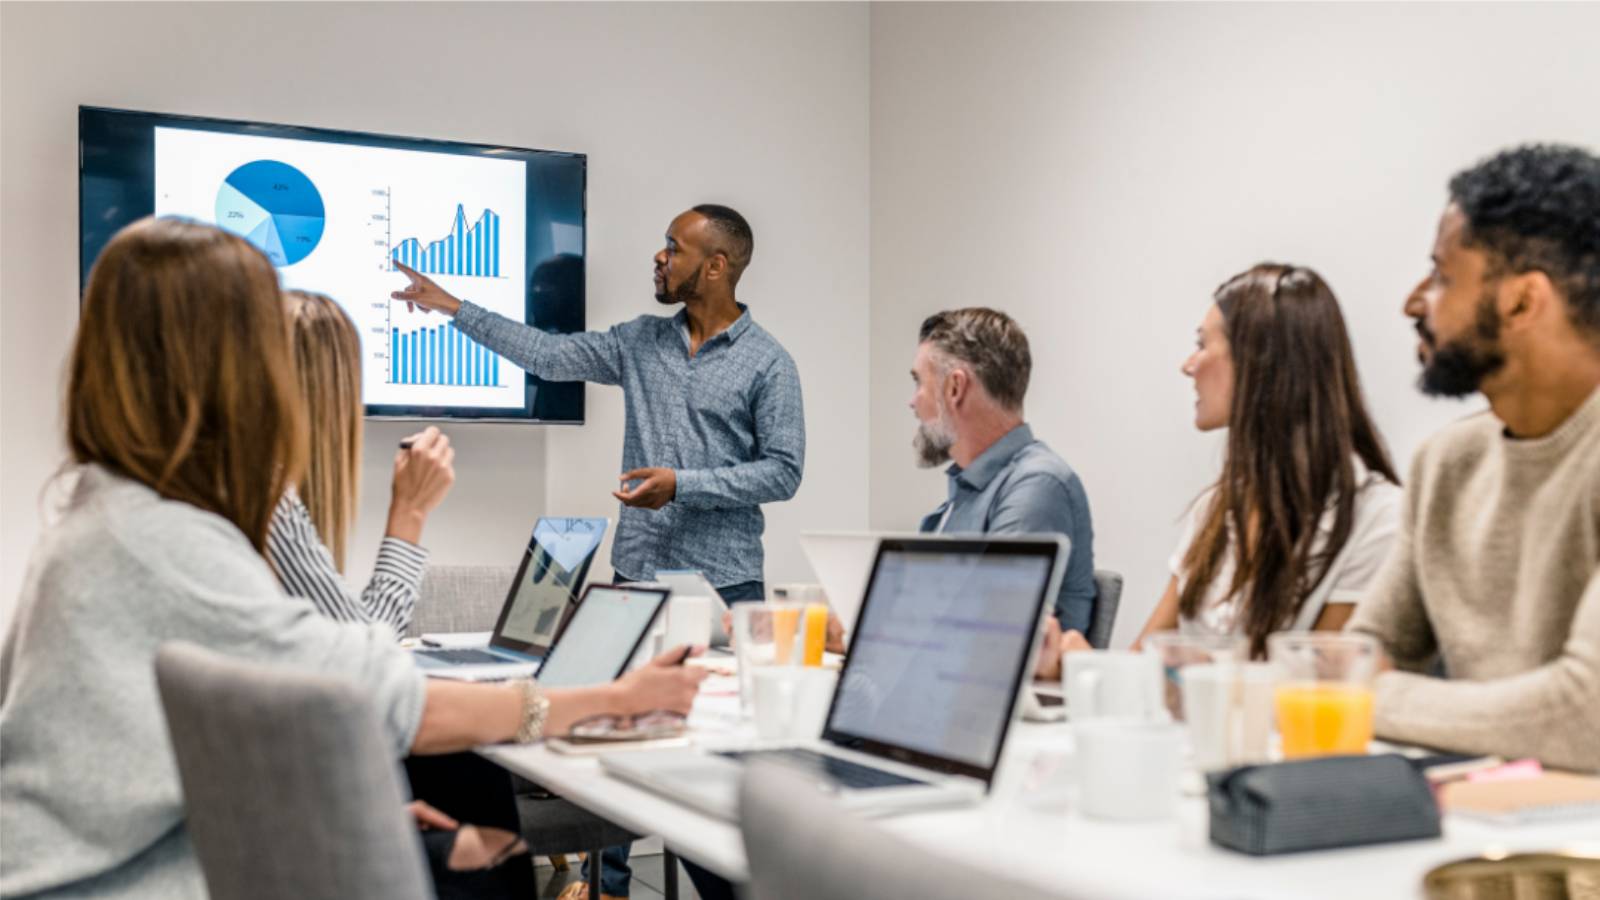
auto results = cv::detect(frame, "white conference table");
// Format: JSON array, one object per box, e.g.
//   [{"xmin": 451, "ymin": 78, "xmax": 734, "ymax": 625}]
[{"xmin": 480, "ymin": 669, "xmax": 1598, "ymax": 899}]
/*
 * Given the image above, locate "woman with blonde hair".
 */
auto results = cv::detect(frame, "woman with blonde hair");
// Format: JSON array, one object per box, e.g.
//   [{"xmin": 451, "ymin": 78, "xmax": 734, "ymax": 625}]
[
  {"xmin": 0, "ymin": 218, "xmax": 705, "ymax": 898},
  {"xmin": 267, "ymin": 289, "xmax": 454, "ymax": 637}
]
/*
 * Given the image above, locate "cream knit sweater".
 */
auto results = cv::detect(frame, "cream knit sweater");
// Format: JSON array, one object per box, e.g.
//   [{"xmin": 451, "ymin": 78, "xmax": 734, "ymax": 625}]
[{"xmin": 1351, "ymin": 386, "xmax": 1600, "ymax": 772}]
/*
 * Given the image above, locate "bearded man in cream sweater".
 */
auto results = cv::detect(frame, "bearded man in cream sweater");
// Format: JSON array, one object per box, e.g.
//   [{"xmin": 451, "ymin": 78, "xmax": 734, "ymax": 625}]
[{"xmin": 1350, "ymin": 144, "xmax": 1600, "ymax": 772}]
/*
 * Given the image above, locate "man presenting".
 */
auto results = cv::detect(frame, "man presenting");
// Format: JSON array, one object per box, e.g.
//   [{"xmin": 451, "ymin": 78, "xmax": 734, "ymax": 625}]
[
  {"xmin": 395, "ymin": 204, "xmax": 802, "ymax": 900},
  {"xmin": 394, "ymin": 204, "xmax": 804, "ymax": 603}
]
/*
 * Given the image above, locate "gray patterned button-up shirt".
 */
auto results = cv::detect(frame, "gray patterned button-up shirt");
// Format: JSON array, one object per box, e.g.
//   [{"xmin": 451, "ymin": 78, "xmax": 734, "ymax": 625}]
[{"xmin": 456, "ymin": 300, "xmax": 805, "ymax": 588}]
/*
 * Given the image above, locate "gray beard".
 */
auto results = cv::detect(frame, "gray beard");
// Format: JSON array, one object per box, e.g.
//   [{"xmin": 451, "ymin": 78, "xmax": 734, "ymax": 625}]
[{"xmin": 913, "ymin": 419, "xmax": 955, "ymax": 468}]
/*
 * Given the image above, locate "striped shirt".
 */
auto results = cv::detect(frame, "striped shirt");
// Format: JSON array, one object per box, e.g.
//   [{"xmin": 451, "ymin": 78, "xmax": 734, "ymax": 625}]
[{"xmin": 265, "ymin": 492, "xmax": 428, "ymax": 638}]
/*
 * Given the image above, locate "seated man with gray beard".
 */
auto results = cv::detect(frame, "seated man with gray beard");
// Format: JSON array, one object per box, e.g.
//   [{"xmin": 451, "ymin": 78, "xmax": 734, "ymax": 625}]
[{"xmin": 908, "ymin": 308, "xmax": 1097, "ymax": 662}]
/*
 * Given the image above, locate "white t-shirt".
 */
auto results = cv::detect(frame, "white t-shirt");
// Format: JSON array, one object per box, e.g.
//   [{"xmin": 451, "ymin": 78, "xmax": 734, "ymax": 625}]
[{"xmin": 1168, "ymin": 460, "xmax": 1402, "ymax": 638}]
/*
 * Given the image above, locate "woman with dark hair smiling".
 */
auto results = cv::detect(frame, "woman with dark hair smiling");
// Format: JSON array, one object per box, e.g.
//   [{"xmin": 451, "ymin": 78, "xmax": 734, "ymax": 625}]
[{"xmin": 1061, "ymin": 264, "xmax": 1402, "ymax": 661}]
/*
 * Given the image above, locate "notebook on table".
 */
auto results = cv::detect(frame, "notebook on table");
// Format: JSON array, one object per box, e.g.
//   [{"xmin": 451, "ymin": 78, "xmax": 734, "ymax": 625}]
[{"xmin": 1441, "ymin": 772, "xmax": 1600, "ymax": 825}]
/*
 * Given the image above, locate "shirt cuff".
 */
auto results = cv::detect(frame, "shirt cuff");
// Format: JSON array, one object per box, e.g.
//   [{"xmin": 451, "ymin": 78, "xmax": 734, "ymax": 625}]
[
  {"xmin": 375, "ymin": 537, "xmax": 428, "ymax": 588},
  {"xmin": 455, "ymin": 299, "xmax": 490, "ymax": 336},
  {"xmin": 673, "ymin": 468, "xmax": 708, "ymax": 507}
]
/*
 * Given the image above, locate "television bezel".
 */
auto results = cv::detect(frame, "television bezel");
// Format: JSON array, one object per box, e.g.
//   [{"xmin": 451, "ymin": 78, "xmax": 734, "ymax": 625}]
[{"xmin": 77, "ymin": 105, "xmax": 587, "ymax": 424}]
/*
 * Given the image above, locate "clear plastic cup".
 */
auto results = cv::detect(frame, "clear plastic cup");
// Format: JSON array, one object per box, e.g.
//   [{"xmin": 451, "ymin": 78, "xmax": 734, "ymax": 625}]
[
  {"xmin": 1143, "ymin": 630, "xmax": 1248, "ymax": 722},
  {"xmin": 733, "ymin": 601, "xmax": 805, "ymax": 717},
  {"xmin": 1267, "ymin": 632, "xmax": 1379, "ymax": 758}
]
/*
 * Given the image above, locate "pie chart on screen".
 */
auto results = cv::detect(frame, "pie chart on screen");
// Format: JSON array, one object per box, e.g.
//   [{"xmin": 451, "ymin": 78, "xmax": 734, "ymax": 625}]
[{"xmin": 215, "ymin": 160, "xmax": 325, "ymax": 266}]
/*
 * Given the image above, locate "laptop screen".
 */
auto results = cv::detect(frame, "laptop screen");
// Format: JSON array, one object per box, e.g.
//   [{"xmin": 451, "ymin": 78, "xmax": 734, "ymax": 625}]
[
  {"xmin": 492, "ymin": 517, "xmax": 608, "ymax": 655},
  {"xmin": 821, "ymin": 538, "xmax": 1062, "ymax": 784},
  {"xmin": 535, "ymin": 585, "xmax": 668, "ymax": 688}
]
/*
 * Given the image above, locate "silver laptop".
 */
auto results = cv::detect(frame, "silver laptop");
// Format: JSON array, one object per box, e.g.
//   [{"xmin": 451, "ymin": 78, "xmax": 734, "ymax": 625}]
[
  {"xmin": 415, "ymin": 516, "xmax": 607, "ymax": 681},
  {"xmin": 799, "ymin": 530, "xmax": 930, "ymax": 633},
  {"xmin": 601, "ymin": 535, "xmax": 1069, "ymax": 820}
]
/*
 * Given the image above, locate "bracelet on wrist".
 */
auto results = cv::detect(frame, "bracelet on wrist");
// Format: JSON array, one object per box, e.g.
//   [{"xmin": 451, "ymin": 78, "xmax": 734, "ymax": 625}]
[{"xmin": 515, "ymin": 679, "xmax": 550, "ymax": 743}]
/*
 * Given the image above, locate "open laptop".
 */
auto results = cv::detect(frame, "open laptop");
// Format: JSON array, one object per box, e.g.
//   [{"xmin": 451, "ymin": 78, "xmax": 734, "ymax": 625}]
[
  {"xmin": 798, "ymin": 531, "xmax": 924, "ymax": 633},
  {"xmin": 415, "ymin": 516, "xmax": 607, "ymax": 681},
  {"xmin": 601, "ymin": 535, "xmax": 1068, "ymax": 821}
]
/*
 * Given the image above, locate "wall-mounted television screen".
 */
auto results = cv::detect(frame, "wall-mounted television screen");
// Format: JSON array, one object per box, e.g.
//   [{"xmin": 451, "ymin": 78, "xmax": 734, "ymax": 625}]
[{"xmin": 79, "ymin": 106, "xmax": 585, "ymax": 422}]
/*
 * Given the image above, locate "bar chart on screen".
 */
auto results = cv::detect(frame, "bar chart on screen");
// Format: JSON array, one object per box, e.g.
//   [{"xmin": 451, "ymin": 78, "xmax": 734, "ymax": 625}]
[{"xmin": 388, "ymin": 320, "xmax": 503, "ymax": 387}]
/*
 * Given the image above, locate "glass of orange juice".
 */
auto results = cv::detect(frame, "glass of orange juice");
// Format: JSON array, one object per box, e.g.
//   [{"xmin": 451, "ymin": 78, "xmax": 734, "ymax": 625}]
[{"xmin": 1267, "ymin": 633, "xmax": 1379, "ymax": 758}]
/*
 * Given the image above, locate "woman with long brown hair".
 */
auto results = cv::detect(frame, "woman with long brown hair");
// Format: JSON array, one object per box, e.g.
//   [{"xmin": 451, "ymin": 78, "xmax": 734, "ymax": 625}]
[
  {"xmin": 267, "ymin": 289, "xmax": 454, "ymax": 637},
  {"xmin": 0, "ymin": 218, "xmax": 705, "ymax": 899},
  {"xmin": 1129, "ymin": 264, "xmax": 1403, "ymax": 658}
]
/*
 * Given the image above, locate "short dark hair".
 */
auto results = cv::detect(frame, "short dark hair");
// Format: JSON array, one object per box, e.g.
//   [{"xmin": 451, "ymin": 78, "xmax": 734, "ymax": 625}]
[
  {"xmin": 691, "ymin": 204, "xmax": 754, "ymax": 281},
  {"xmin": 1449, "ymin": 144, "xmax": 1600, "ymax": 334},
  {"xmin": 918, "ymin": 308, "xmax": 1031, "ymax": 411}
]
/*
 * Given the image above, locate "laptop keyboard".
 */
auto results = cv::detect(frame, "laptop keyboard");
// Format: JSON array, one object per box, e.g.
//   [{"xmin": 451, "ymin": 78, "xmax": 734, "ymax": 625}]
[
  {"xmin": 717, "ymin": 748, "xmax": 927, "ymax": 790},
  {"xmin": 417, "ymin": 648, "xmax": 510, "ymax": 665}
]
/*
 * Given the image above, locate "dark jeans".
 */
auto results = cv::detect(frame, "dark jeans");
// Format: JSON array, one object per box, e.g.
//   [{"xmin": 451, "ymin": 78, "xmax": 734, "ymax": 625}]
[
  {"xmin": 718, "ymin": 581, "xmax": 766, "ymax": 603},
  {"xmin": 581, "ymin": 843, "xmax": 633, "ymax": 896}
]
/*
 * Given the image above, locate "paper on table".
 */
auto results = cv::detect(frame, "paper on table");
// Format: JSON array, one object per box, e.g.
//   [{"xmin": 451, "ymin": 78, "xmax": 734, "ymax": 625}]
[{"xmin": 1441, "ymin": 772, "xmax": 1600, "ymax": 826}]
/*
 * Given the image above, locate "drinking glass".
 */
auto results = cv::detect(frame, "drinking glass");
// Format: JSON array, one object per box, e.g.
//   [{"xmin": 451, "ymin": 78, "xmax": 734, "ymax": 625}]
[
  {"xmin": 1144, "ymin": 630, "xmax": 1247, "ymax": 722},
  {"xmin": 1268, "ymin": 632, "xmax": 1379, "ymax": 758},
  {"xmin": 733, "ymin": 601, "xmax": 805, "ymax": 717}
]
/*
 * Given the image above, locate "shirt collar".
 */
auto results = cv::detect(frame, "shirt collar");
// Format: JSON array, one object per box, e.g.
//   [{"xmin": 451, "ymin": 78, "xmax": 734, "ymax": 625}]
[
  {"xmin": 946, "ymin": 423, "xmax": 1035, "ymax": 491},
  {"xmin": 674, "ymin": 304, "xmax": 753, "ymax": 350}
]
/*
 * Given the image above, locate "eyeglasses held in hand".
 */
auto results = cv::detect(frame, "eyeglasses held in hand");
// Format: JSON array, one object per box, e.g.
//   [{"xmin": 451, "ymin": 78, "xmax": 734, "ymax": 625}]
[{"xmin": 565, "ymin": 710, "xmax": 687, "ymax": 743}]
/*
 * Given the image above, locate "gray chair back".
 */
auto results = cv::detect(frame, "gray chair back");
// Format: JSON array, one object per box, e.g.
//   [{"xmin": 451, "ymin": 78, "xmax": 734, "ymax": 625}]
[
  {"xmin": 407, "ymin": 564, "xmax": 518, "ymax": 638},
  {"xmin": 155, "ymin": 642, "xmax": 432, "ymax": 900},
  {"xmin": 1085, "ymin": 569, "xmax": 1123, "ymax": 649},
  {"xmin": 740, "ymin": 763, "xmax": 1080, "ymax": 900}
]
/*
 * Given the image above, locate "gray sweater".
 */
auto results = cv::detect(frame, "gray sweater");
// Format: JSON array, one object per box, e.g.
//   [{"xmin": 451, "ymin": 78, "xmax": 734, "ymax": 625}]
[{"xmin": 0, "ymin": 466, "xmax": 427, "ymax": 898}]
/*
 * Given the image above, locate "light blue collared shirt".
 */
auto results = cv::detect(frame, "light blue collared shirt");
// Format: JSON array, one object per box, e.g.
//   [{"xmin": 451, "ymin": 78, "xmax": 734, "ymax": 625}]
[
  {"xmin": 920, "ymin": 423, "xmax": 1097, "ymax": 632},
  {"xmin": 457, "ymin": 300, "xmax": 805, "ymax": 589}
]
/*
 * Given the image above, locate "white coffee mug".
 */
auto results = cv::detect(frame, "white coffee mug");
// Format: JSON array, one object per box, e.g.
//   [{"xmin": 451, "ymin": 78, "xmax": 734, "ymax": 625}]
[
  {"xmin": 752, "ymin": 667, "xmax": 838, "ymax": 741},
  {"xmin": 1181, "ymin": 662, "xmax": 1278, "ymax": 771},
  {"xmin": 1073, "ymin": 719, "xmax": 1182, "ymax": 821},
  {"xmin": 1065, "ymin": 650, "xmax": 1165, "ymax": 721},
  {"xmin": 664, "ymin": 594, "xmax": 713, "ymax": 651}
]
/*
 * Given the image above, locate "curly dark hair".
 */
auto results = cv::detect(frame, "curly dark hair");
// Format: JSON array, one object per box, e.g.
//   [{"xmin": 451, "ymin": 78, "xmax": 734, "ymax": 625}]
[{"xmin": 1449, "ymin": 144, "xmax": 1600, "ymax": 334}]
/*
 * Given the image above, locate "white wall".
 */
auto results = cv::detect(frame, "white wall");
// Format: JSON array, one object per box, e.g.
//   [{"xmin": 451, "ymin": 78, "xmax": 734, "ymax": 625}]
[
  {"xmin": 9, "ymin": 1, "xmax": 1600, "ymax": 645},
  {"xmin": 870, "ymin": 2, "xmax": 1600, "ymax": 644},
  {"xmin": 0, "ymin": 2, "xmax": 869, "ymax": 630}
]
